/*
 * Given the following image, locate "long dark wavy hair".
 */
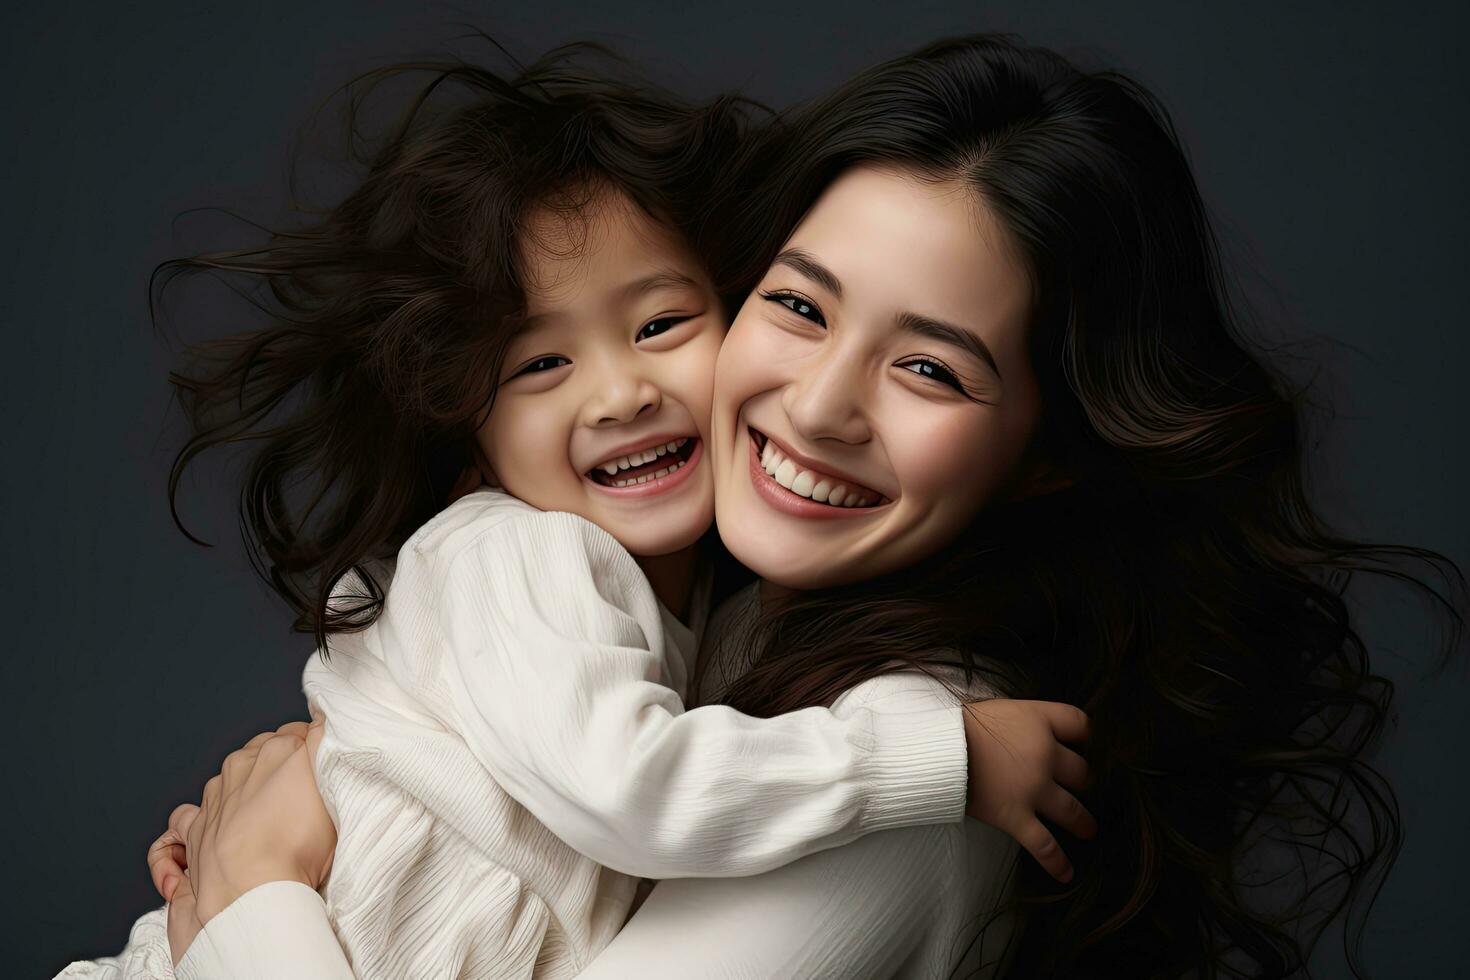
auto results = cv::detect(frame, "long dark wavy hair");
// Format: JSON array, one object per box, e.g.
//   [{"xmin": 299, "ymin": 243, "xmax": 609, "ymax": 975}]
[
  {"xmin": 157, "ymin": 42, "xmax": 760, "ymax": 647},
  {"xmin": 709, "ymin": 35, "xmax": 1465, "ymax": 979}
]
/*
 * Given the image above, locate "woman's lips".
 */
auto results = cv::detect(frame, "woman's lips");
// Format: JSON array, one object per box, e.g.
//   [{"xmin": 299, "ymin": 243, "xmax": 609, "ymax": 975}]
[
  {"xmin": 585, "ymin": 438, "xmax": 703, "ymax": 499},
  {"xmin": 746, "ymin": 430, "xmax": 889, "ymax": 520}
]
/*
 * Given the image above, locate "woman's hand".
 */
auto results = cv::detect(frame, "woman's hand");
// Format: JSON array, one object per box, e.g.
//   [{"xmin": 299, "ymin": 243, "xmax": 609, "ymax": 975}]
[
  {"xmin": 144, "ymin": 716, "xmax": 337, "ymax": 966},
  {"xmin": 962, "ymin": 699, "xmax": 1096, "ymax": 883}
]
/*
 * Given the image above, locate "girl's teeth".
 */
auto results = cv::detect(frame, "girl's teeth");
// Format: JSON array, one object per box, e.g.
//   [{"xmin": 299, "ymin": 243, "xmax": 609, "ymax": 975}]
[
  {"xmin": 811, "ymin": 479, "xmax": 833, "ymax": 503},
  {"xmin": 597, "ymin": 438, "xmax": 696, "ymax": 479},
  {"xmin": 791, "ymin": 470, "xmax": 815, "ymax": 497},
  {"xmin": 604, "ymin": 456, "xmax": 688, "ymax": 488},
  {"xmin": 827, "ymin": 485, "xmax": 848, "ymax": 506},
  {"xmin": 773, "ymin": 459, "xmax": 798, "ymax": 490}
]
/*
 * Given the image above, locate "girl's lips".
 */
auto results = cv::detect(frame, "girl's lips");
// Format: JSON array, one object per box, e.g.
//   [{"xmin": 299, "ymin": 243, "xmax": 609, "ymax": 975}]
[
  {"xmin": 746, "ymin": 430, "xmax": 888, "ymax": 520},
  {"xmin": 585, "ymin": 438, "xmax": 703, "ymax": 499}
]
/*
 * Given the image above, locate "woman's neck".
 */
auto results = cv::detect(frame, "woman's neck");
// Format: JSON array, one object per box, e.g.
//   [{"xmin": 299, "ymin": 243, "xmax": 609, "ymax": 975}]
[{"xmin": 635, "ymin": 545, "xmax": 699, "ymax": 623}]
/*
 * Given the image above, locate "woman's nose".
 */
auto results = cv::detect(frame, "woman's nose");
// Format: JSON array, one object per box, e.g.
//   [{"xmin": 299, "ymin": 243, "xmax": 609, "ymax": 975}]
[{"xmin": 781, "ymin": 350, "xmax": 872, "ymax": 445}]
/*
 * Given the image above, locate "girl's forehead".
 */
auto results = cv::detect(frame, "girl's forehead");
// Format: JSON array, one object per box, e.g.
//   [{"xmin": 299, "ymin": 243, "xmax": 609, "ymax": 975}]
[{"xmin": 519, "ymin": 188, "xmax": 711, "ymax": 314}]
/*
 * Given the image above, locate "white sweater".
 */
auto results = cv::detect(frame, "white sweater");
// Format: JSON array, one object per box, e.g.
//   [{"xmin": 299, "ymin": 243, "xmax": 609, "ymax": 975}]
[{"xmin": 56, "ymin": 489, "xmax": 977, "ymax": 979}]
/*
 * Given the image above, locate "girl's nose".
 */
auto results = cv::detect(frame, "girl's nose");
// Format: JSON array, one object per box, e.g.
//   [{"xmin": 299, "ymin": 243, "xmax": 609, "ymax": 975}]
[{"xmin": 583, "ymin": 372, "xmax": 662, "ymax": 427}]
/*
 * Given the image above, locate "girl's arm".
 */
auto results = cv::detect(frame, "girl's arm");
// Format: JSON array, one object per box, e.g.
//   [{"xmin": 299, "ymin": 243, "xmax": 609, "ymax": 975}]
[
  {"xmin": 573, "ymin": 820, "xmax": 1020, "ymax": 980},
  {"xmin": 412, "ymin": 504, "xmax": 972, "ymax": 879},
  {"xmin": 565, "ymin": 674, "xmax": 1025, "ymax": 978}
]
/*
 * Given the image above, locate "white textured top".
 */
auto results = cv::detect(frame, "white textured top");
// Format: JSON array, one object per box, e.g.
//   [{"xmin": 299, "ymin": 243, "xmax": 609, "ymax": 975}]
[{"xmin": 55, "ymin": 489, "xmax": 983, "ymax": 979}]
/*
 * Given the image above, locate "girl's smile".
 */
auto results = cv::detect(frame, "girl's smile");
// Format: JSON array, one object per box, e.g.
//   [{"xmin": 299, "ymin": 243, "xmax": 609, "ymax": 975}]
[{"xmin": 585, "ymin": 435, "xmax": 703, "ymax": 497}]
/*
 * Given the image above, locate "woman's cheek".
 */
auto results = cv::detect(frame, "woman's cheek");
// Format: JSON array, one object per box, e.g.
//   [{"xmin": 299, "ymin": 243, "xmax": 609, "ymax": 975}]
[
  {"xmin": 895, "ymin": 410, "xmax": 1007, "ymax": 516},
  {"xmin": 726, "ymin": 318, "xmax": 810, "ymax": 398}
]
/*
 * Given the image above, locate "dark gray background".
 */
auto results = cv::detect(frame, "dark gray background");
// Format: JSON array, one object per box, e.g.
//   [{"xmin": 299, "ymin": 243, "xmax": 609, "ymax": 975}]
[{"xmin": 5, "ymin": 2, "xmax": 1465, "ymax": 977}]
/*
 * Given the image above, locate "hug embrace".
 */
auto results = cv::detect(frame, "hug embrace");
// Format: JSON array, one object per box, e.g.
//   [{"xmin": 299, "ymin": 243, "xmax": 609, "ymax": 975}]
[{"xmin": 58, "ymin": 33, "xmax": 1462, "ymax": 980}]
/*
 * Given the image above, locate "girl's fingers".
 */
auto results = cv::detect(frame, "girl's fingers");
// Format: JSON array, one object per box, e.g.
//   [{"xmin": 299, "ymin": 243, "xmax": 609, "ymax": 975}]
[
  {"xmin": 1042, "ymin": 702, "xmax": 1090, "ymax": 744},
  {"xmin": 147, "ymin": 828, "xmax": 187, "ymax": 901},
  {"xmin": 1013, "ymin": 817, "xmax": 1074, "ymax": 884},
  {"xmin": 240, "ymin": 734, "xmax": 305, "ymax": 795},
  {"xmin": 196, "ymin": 774, "xmax": 222, "ymax": 842},
  {"xmin": 220, "ymin": 742, "xmax": 265, "ymax": 789},
  {"xmin": 242, "ymin": 729, "xmax": 279, "ymax": 752},
  {"xmin": 305, "ymin": 715, "xmax": 325, "ymax": 768},
  {"xmin": 1040, "ymin": 784, "xmax": 1099, "ymax": 841},
  {"xmin": 1052, "ymin": 745, "xmax": 1091, "ymax": 791},
  {"xmin": 165, "ymin": 872, "xmax": 200, "ymax": 968},
  {"xmin": 167, "ymin": 799, "xmax": 199, "ymax": 840}
]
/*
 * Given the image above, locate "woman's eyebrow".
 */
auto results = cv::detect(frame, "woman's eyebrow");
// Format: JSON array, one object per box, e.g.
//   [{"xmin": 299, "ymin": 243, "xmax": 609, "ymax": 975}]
[
  {"xmin": 772, "ymin": 248, "xmax": 843, "ymax": 299},
  {"xmin": 895, "ymin": 311, "xmax": 1002, "ymax": 381}
]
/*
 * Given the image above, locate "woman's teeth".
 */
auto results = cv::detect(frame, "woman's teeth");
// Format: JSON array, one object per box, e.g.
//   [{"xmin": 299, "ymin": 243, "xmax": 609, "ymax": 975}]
[
  {"xmin": 598, "ymin": 438, "xmax": 689, "ymax": 476},
  {"xmin": 760, "ymin": 440, "xmax": 877, "ymax": 508}
]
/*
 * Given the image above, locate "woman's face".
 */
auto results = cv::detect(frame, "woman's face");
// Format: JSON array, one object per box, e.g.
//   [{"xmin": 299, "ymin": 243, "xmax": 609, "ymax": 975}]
[{"xmin": 711, "ymin": 165, "xmax": 1045, "ymax": 589}]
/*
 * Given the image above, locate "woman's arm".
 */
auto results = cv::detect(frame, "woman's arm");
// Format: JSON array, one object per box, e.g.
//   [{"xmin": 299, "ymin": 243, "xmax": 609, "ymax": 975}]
[{"xmin": 174, "ymin": 882, "xmax": 353, "ymax": 980}]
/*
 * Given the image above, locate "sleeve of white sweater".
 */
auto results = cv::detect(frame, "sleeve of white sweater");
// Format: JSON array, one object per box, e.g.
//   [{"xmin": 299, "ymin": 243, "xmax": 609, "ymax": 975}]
[
  {"xmin": 419, "ymin": 507, "xmax": 969, "ymax": 879},
  {"xmin": 173, "ymin": 882, "xmax": 353, "ymax": 980},
  {"xmin": 572, "ymin": 672, "xmax": 1022, "ymax": 980},
  {"xmin": 154, "ymin": 674, "xmax": 1009, "ymax": 980}
]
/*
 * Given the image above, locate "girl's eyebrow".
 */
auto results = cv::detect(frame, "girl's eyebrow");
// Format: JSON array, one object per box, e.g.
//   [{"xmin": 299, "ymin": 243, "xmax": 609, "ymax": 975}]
[{"xmin": 620, "ymin": 268, "xmax": 701, "ymax": 302}]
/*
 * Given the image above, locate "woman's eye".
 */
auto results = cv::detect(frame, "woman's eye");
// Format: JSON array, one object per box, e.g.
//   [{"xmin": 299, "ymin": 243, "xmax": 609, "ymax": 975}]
[
  {"xmin": 762, "ymin": 291, "xmax": 826, "ymax": 327},
  {"xmin": 636, "ymin": 317, "xmax": 690, "ymax": 342},
  {"xmin": 516, "ymin": 355, "xmax": 570, "ymax": 376},
  {"xmin": 898, "ymin": 358, "xmax": 965, "ymax": 392}
]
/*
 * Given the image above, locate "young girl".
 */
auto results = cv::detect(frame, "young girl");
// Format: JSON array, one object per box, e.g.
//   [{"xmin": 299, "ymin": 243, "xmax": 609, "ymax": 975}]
[{"xmin": 58, "ymin": 45, "xmax": 1094, "ymax": 979}]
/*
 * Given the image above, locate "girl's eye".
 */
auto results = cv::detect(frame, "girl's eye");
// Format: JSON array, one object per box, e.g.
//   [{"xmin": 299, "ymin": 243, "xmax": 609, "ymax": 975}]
[
  {"xmin": 898, "ymin": 358, "xmax": 965, "ymax": 392},
  {"xmin": 515, "ymin": 355, "xmax": 570, "ymax": 377},
  {"xmin": 636, "ymin": 316, "xmax": 691, "ymax": 342},
  {"xmin": 762, "ymin": 291, "xmax": 826, "ymax": 327}
]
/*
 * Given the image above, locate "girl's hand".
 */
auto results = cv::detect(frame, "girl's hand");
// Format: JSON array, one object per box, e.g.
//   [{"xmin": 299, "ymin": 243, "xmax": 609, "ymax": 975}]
[
  {"xmin": 961, "ymin": 699, "xmax": 1096, "ymax": 883},
  {"xmin": 145, "ymin": 716, "xmax": 336, "ymax": 966}
]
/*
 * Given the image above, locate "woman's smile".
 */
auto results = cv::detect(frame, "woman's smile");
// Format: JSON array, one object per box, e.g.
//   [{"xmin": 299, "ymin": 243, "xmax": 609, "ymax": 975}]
[{"xmin": 746, "ymin": 426, "xmax": 891, "ymax": 518}]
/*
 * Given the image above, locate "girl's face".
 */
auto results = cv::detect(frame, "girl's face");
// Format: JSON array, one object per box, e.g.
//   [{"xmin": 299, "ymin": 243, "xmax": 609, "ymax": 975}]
[
  {"xmin": 711, "ymin": 165, "xmax": 1046, "ymax": 589},
  {"xmin": 475, "ymin": 189, "xmax": 723, "ymax": 557}
]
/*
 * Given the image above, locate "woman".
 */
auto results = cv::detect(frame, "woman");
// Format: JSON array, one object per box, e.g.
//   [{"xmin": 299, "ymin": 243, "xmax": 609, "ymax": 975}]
[{"xmin": 154, "ymin": 34, "xmax": 1460, "ymax": 978}]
